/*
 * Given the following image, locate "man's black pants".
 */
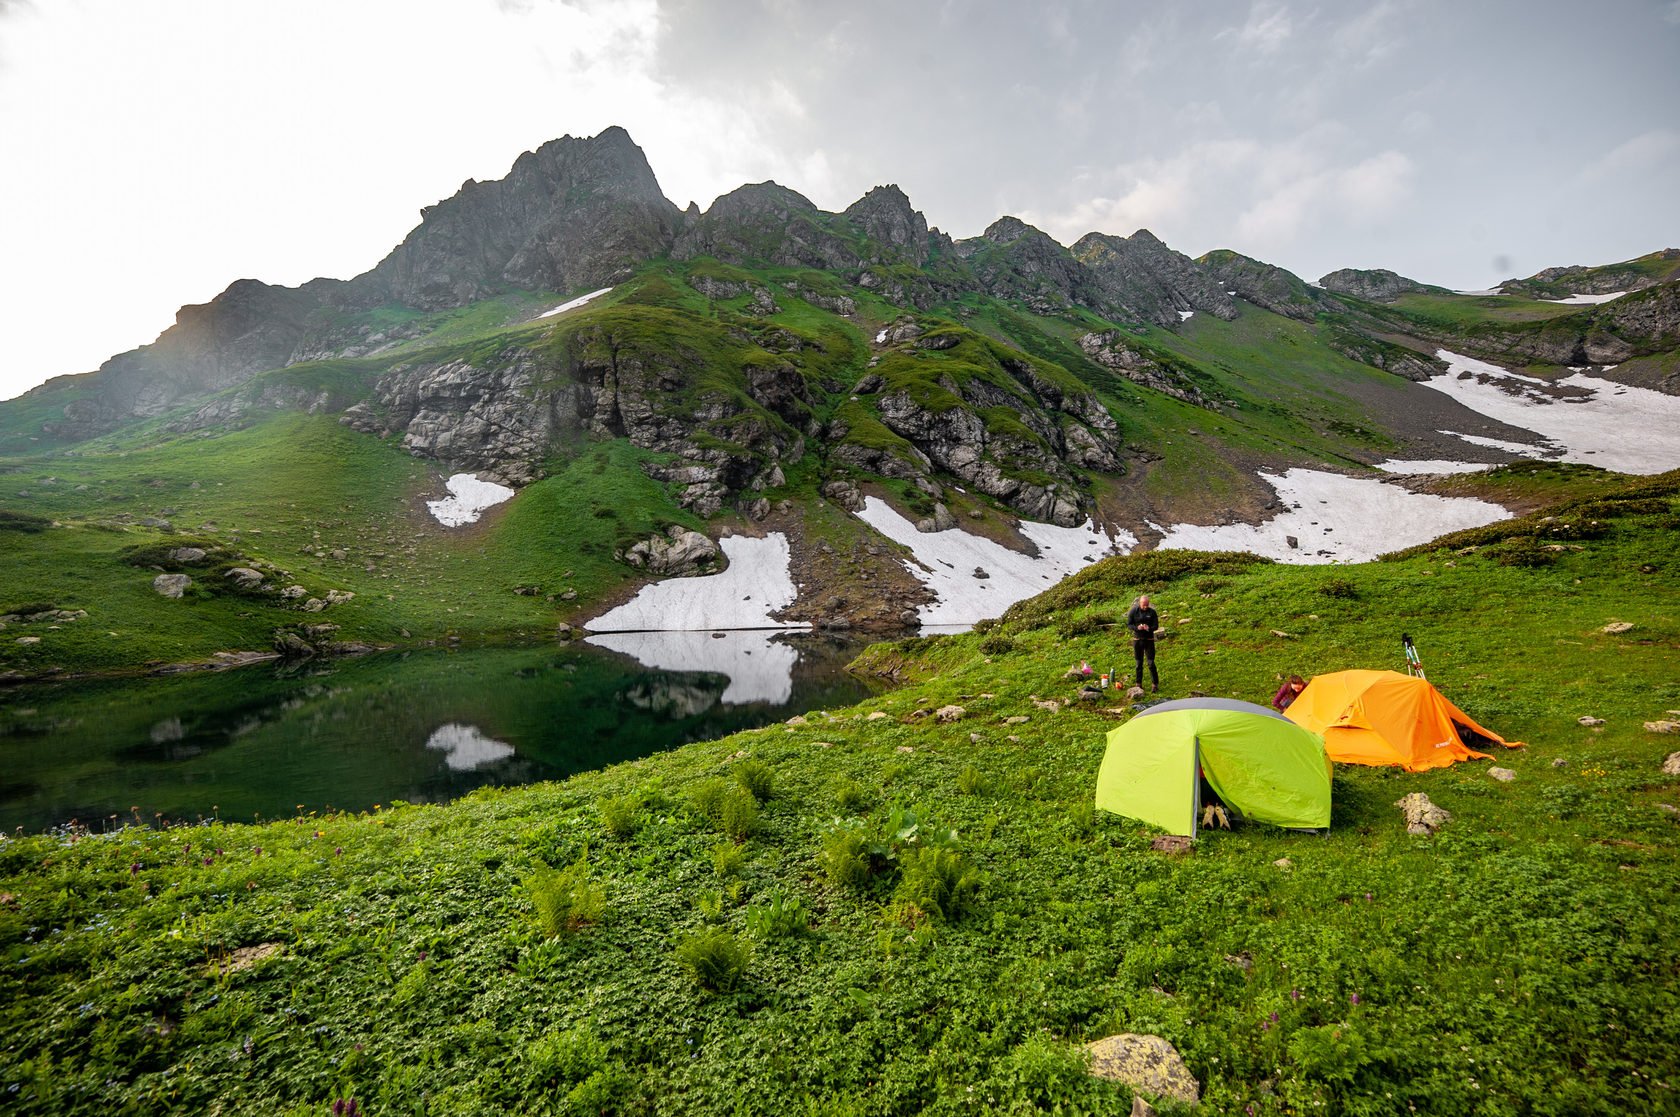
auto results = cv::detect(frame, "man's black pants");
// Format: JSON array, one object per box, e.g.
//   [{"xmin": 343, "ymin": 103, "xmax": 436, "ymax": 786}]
[{"xmin": 1133, "ymin": 638, "xmax": 1158, "ymax": 688}]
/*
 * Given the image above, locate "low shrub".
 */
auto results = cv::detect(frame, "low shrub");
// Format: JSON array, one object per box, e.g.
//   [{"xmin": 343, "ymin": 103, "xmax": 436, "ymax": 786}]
[
  {"xmin": 1056, "ymin": 612, "xmax": 1115, "ymax": 638},
  {"xmin": 978, "ymin": 634, "xmax": 1016, "ymax": 656},
  {"xmin": 957, "ymin": 765, "xmax": 988, "ymax": 796},
  {"xmin": 0, "ymin": 508, "xmax": 51, "ymax": 533},
  {"xmin": 732, "ymin": 759, "xmax": 775, "ymax": 803},
  {"xmin": 711, "ymin": 842, "xmax": 744, "ymax": 878},
  {"xmin": 1493, "ymin": 538, "xmax": 1556, "ymax": 567},
  {"xmin": 674, "ymin": 929, "xmax": 751, "ymax": 993},
  {"xmin": 830, "ymin": 778, "xmax": 869, "ymax": 813},
  {"xmin": 893, "ymin": 845, "xmax": 983, "ymax": 923},
  {"xmin": 526, "ymin": 861, "xmax": 605, "ymax": 937},
  {"xmin": 1319, "ymin": 577, "xmax": 1359, "ymax": 599},
  {"xmin": 598, "ymin": 794, "xmax": 642, "ymax": 838}
]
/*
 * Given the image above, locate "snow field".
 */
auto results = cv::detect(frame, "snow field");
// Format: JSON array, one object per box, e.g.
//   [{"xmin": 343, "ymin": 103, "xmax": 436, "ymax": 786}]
[
  {"xmin": 538, "ymin": 287, "xmax": 614, "ymax": 318},
  {"xmin": 426, "ymin": 473, "xmax": 516, "ymax": 526},
  {"xmin": 588, "ymin": 533, "xmax": 805, "ymax": 632}
]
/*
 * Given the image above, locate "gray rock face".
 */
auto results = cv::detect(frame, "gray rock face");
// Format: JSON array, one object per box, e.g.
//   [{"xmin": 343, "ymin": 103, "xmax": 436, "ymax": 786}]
[
  {"xmin": 1073, "ymin": 229, "xmax": 1238, "ymax": 327},
  {"xmin": 166, "ymin": 547, "xmax": 208, "ymax": 565},
  {"xmin": 1198, "ymin": 249, "xmax": 1334, "ymax": 321},
  {"xmin": 672, "ymin": 182, "xmax": 860, "ymax": 271},
  {"xmin": 955, "ymin": 216, "xmax": 1103, "ymax": 314},
  {"xmin": 1078, "ymin": 330, "xmax": 1206, "ymax": 406},
  {"xmin": 356, "ymin": 127, "xmax": 681, "ymax": 310},
  {"xmin": 843, "ymin": 185, "xmax": 931, "ymax": 266},
  {"xmin": 225, "ymin": 567, "xmax": 264, "ymax": 589},
  {"xmin": 1500, "ymin": 249, "xmax": 1678, "ymax": 299},
  {"xmin": 1319, "ymin": 267, "xmax": 1443, "ymax": 302},
  {"xmin": 618, "ymin": 526, "xmax": 721, "ymax": 576},
  {"xmin": 152, "ymin": 573, "xmax": 192, "ymax": 598}
]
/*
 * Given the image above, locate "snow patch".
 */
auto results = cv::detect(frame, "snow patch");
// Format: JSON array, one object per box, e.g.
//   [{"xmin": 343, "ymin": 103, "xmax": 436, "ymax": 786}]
[
  {"xmin": 1546, "ymin": 291, "xmax": 1626, "ymax": 305},
  {"xmin": 587, "ymin": 630, "xmax": 797, "ymax": 705},
  {"xmin": 426, "ymin": 473, "xmax": 516, "ymax": 526},
  {"xmin": 539, "ymin": 287, "xmax": 614, "ymax": 318},
  {"xmin": 856, "ymin": 497, "xmax": 1132, "ymax": 626},
  {"xmin": 425, "ymin": 723, "xmax": 514, "ymax": 771},
  {"xmin": 1439, "ymin": 429, "xmax": 1547, "ymax": 456},
  {"xmin": 589, "ymin": 534, "xmax": 806, "ymax": 632},
  {"xmin": 1453, "ymin": 287, "xmax": 1508, "ymax": 297},
  {"xmin": 1425, "ymin": 350, "xmax": 1680, "ymax": 474},
  {"xmin": 1177, "ymin": 309, "xmax": 1195, "ymax": 321},
  {"xmin": 1373, "ymin": 459, "xmax": 1494, "ymax": 476},
  {"xmin": 875, "ymin": 328, "xmax": 888, "ymax": 343},
  {"xmin": 1155, "ymin": 469, "xmax": 1507, "ymax": 564}
]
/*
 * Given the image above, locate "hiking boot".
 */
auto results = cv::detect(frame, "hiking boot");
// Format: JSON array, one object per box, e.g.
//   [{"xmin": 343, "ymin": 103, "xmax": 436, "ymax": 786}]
[{"xmin": 1151, "ymin": 684, "xmax": 1158, "ymax": 693}]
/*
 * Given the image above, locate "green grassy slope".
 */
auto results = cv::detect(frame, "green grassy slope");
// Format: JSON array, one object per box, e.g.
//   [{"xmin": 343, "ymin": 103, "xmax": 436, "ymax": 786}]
[{"xmin": 2, "ymin": 475, "xmax": 1676, "ymax": 1114}]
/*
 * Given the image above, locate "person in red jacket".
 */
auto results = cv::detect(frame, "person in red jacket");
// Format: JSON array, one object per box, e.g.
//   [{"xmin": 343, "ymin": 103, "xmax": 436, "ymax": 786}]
[{"xmin": 1272, "ymin": 675, "xmax": 1306, "ymax": 712}]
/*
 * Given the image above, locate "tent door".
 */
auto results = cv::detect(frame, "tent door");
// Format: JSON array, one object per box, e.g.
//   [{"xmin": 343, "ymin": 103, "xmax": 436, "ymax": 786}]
[{"xmin": 1192, "ymin": 737, "xmax": 1201, "ymax": 839}]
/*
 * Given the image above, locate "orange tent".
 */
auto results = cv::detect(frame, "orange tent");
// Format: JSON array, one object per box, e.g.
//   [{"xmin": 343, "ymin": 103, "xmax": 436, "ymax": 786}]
[{"xmin": 1284, "ymin": 669, "xmax": 1522, "ymax": 772}]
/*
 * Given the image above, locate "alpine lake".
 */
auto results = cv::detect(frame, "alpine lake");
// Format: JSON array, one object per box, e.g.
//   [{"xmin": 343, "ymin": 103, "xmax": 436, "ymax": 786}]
[{"xmin": 0, "ymin": 631, "xmax": 880, "ymax": 835}]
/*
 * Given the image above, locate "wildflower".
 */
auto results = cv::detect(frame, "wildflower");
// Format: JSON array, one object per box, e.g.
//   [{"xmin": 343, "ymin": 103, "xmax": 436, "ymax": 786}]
[
  {"xmin": 1350, "ymin": 993, "xmax": 1361, "ymax": 1005},
  {"xmin": 335, "ymin": 847, "xmax": 343, "ymax": 856},
  {"xmin": 1364, "ymin": 892, "xmax": 1373, "ymax": 901},
  {"xmin": 130, "ymin": 863, "xmax": 140, "ymax": 876},
  {"xmin": 1270, "ymin": 1011, "xmax": 1280, "ymax": 1022},
  {"xmin": 1290, "ymin": 988, "xmax": 1301, "ymax": 1001}
]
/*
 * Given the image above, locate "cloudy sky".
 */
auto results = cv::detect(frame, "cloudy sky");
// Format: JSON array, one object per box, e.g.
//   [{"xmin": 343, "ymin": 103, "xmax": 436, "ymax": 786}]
[{"xmin": 2, "ymin": 0, "xmax": 1677, "ymax": 399}]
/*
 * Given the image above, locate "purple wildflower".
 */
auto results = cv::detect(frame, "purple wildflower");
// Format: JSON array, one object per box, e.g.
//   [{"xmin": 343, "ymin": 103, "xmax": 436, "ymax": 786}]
[{"xmin": 1350, "ymin": 992, "xmax": 1361, "ymax": 1005}]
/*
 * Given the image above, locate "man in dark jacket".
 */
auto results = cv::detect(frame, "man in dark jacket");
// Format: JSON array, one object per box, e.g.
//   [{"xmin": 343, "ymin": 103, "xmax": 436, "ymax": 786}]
[{"xmin": 1127, "ymin": 594, "xmax": 1160, "ymax": 693}]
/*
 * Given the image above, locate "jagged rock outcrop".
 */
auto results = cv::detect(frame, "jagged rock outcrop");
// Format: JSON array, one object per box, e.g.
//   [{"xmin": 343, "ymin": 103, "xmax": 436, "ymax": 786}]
[
  {"xmin": 1499, "ymin": 248, "xmax": 1679, "ymax": 300},
  {"xmin": 1319, "ymin": 267, "xmax": 1446, "ymax": 302},
  {"xmin": 1078, "ymin": 330, "xmax": 1208, "ymax": 405},
  {"xmin": 1073, "ymin": 230, "xmax": 1238, "ymax": 327},
  {"xmin": 956, "ymin": 217, "xmax": 1102, "ymax": 314},
  {"xmin": 843, "ymin": 185, "xmax": 931, "ymax": 267},
  {"xmin": 353, "ymin": 127, "xmax": 681, "ymax": 310},
  {"xmin": 1198, "ymin": 249, "xmax": 1335, "ymax": 321},
  {"xmin": 672, "ymin": 182, "xmax": 861, "ymax": 271}
]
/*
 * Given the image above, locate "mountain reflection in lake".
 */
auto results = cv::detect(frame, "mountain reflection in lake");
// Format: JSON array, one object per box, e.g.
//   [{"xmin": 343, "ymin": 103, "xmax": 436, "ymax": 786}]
[{"xmin": 0, "ymin": 634, "xmax": 877, "ymax": 834}]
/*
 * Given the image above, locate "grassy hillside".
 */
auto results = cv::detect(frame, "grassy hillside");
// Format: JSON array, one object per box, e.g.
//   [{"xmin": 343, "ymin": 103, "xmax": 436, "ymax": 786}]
[{"xmin": 3, "ymin": 473, "xmax": 1676, "ymax": 1114}]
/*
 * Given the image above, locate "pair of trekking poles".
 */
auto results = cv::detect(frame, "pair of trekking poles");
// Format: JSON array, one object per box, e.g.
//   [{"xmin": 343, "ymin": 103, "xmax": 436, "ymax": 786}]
[{"xmin": 1402, "ymin": 633, "xmax": 1425, "ymax": 680}]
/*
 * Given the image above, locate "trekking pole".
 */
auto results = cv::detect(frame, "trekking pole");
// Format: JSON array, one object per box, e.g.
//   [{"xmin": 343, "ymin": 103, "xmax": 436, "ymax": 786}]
[{"xmin": 1402, "ymin": 634, "xmax": 1425, "ymax": 680}]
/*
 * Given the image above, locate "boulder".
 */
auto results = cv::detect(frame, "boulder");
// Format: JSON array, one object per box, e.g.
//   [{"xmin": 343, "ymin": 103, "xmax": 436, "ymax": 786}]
[
  {"xmin": 324, "ymin": 590, "xmax": 355, "ymax": 606},
  {"xmin": 225, "ymin": 567, "xmax": 264, "ymax": 589},
  {"xmin": 1647, "ymin": 722, "xmax": 1680, "ymax": 736},
  {"xmin": 152, "ymin": 573, "xmax": 191, "ymax": 598},
  {"xmin": 618, "ymin": 526, "xmax": 721, "ymax": 576},
  {"xmin": 1602, "ymin": 621, "xmax": 1635, "ymax": 634},
  {"xmin": 914, "ymin": 503, "xmax": 958, "ymax": 533},
  {"xmin": 1084, "ymin": 1033, "xmax": 1201, "ymax": 1105},
  {"xmin": 1578, "ymin": 716, "xmax": 1605, "ymax": 727},
  {"xmin": 1489, "ymin": 767, "xmax": 1517, "ymax": 782},
  {"xmin": 166, "ymin": 547, "xmax": 208, "ymax": 565},
  {"xmin": 279, "ymin": 585, "xmax": 308, "ymax": 600},
  {"xmin": 935, "ymin": 705, "xmax": 966, "ymax": 723},
  {"xmin": 1663, "ymin": 752, "xmax": 1680, "ymax": 776},
  {"xmin": 1395, "ymin": 792, "xmax": 1451, "ymax": 835}
]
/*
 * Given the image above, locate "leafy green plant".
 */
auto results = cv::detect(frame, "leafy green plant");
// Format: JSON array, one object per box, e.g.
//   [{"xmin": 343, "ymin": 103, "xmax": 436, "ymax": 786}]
[
  {"xmin": 525, "ymin": 860, "xmax": 605, "ymax": 937},
  {"xmin": 957, "ymin": 764, "xmax": 989, "ymax": 796},
  {"xmin": 829, "ymin": 777, "xmax": 868, "ymax": 813},
  {"xmin": 710, "ymin": 842, "xmax": 745, "ymax": 878},
  {"xmin": 598, "ymin": 794, "xmax": 642, "ymax": 838},
  {"xmin": 742, "ymin": 890, "xmax": 811, "ymax": 940},
  {"xmin": 819, "ymin": 825, "xmax": 872, "ymax": 891},
  {"xmin": 732, "ymin": 759, "xmax": 775, "ymax": 803},
  {"xmin": 1318, "ymin": 577, "xmax": 1359, "ymax": 599},
  {"xmin": 674, "ymin": 929, "xmax": 751, "ymax": 993},
  {"xmin": 893, "ymin": 844, "xmax": 983, "ymax": 923}
]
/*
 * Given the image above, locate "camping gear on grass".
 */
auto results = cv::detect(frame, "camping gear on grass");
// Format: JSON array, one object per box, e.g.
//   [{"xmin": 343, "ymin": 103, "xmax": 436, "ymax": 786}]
[
  {"xmin": 1402, "ymin": 634, "xmax": 1425, "ymax": 679},
  {"xmin": 1095, "ymin": 697, "xmax": 1332, "ymax": 837},
  {"xmin": 1284, "ymin": 669, "xmax": 1521, "ymax": 772}
]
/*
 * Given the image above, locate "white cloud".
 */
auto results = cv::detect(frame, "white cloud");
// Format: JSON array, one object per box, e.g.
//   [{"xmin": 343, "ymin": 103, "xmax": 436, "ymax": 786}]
[
  {"xmin": 1222, "ymin": 1, "xmax": 1294, "ymax": 54},
  {"xmin": 1579, "ymin": 128, "xmax": 1680, "ymax": 183}
]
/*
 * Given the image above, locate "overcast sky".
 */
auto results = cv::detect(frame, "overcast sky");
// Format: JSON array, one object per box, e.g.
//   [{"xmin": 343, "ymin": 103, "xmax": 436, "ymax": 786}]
[{"xmin": 2, "ymin": 0, "xmax": 1677, "ymax": 400}]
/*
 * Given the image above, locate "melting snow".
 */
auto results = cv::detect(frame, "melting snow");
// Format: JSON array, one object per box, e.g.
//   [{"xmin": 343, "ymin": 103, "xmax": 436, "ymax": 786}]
[
  {"xmin": 539, "ymin": 287, "xmax": 614, "ymax": 318},
  {"xmin": 1454, "ymin": 287, "xmax": 1508, "ymax": 297},
  {"xmin": 1440, "ymin": 429, "xmax": 1547, "ymax": 456},
  {"xmin": 1373, "ymin": 459, "xmax": 1494, "ymax": 476},
  {"xmin": 1177, "ymin": 310, "xmax": 1195, "ymax": 321},
  {"xmin": 587, "ymin": 630, "xmax": 798, "ymax": 705},
  {"xmin": 589, "ymin": 533, "xmax": 806, "ymax": 632},
  {"xmin": 1425, "ymin": 350, "xmax": 1680, "ymax": 474},
  {"xmin": 875, "ymin": 328, "xmax": 888, "ymax": 343},
  {"xmin": 1546, "ymin": 291, "xmax": 1627, "ymax": 305},
  {"xmin": 856, "ymin": 497, "xmax": 1132, "ymax": 625},
  {"xmin": 1154, "ymin": 468, "xmax": 1507, "ymax": 564},
  {"xmin": 426, "ymin": 473, "xmax": 516, "ymax": 526},
  {"xmin": 425, "ymin": 723, "xmax": 514, "ymax": 771}
]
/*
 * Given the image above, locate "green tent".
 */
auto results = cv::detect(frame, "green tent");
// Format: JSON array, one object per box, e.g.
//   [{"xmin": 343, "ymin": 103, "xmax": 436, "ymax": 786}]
[{"xmin": 1095, "ymin": 697, "xmax": 1332, "ymax": 836}]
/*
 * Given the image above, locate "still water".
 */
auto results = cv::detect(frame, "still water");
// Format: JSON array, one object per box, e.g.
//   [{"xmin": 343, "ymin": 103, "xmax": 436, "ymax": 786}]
[{"xmin": 0, "ymin": 632, "xmax": 878, "ymax": 834}]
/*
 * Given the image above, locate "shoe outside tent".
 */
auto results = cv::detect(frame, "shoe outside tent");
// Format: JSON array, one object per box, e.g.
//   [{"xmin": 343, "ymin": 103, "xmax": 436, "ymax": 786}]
[
  {"xmin": 1095, "ymin": 697, "xmax": 1332, "ymax": 837},
  {"xmin": 1283, "ymin": 669, "xmax": 1522, "ymax": 772}
]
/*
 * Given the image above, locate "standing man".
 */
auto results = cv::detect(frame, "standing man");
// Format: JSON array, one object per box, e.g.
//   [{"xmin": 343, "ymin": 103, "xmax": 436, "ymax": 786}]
[{"xmin": 1127, "ymin": 594, "xmax": 1160, "ymax": 693}]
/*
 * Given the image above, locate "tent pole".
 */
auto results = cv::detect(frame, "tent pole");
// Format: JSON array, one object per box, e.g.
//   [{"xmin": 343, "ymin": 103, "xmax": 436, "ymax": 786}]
[{"xmin": 1192, "ymin": 737, "xmax": 1200, "ymax": 840}]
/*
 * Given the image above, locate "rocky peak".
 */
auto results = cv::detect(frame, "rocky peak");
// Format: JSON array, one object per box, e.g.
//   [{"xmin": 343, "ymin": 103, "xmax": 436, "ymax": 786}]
[
  {"xmin": 1197, "ymin": 249, "xmax": 1334, "ymax": 322},
  {"xmin": 1073, "ymin": 230, "xmax": 1238, "ymax": 328},
  {"xmin": 672, "ymin": 182, "xmax": 860, "ymax": 271},
  {"xmin": 353, "ymin": 126, "xmax": 682, "ymax": 311},
  {"xmin": 953, "ymin": 218, "xmax": 1101, "ymax": 314},
  {"xmin": 978, "ymin": 215, "xmax": 1037, "ymax": 246},
  {"xmin": 1318, "ymin": 268, "xmax": 1442, "ymax": 302},
  {"xmin": 843, "ymin": 185, "xmax": 930, "ymax": 265}
]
